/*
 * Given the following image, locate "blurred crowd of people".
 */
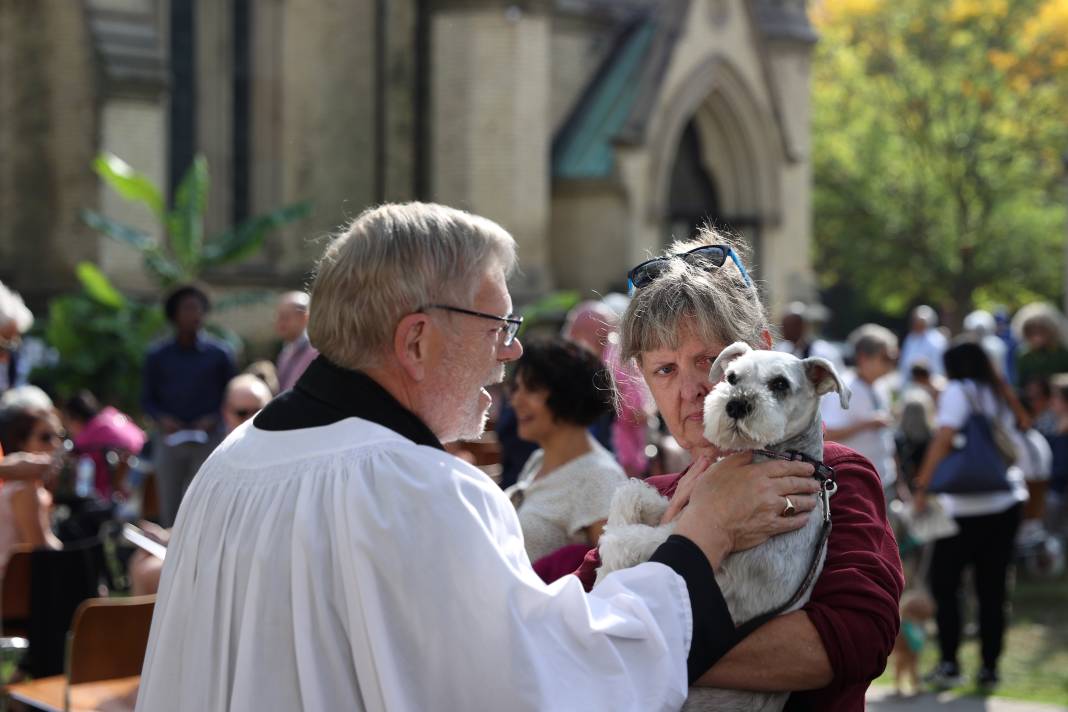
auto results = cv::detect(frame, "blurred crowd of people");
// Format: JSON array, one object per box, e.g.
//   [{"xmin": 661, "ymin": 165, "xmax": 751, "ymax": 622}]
[
  {"xmin": 486, "ymin": 294, "xmax": 1068, "ymax": 696},
  {"xmin": 0, "ymin": 280, "xmax": 315, "ymax": 617},
  {"xmin": 2, "ymin": 261, "xmax": 1067, "ymax": 695}
]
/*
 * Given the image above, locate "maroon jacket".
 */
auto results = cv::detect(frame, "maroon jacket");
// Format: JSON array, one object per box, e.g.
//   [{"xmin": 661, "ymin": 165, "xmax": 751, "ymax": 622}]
[{"xmin": 574, "ymin": 442, "xmax": 904, "ymax": 711}]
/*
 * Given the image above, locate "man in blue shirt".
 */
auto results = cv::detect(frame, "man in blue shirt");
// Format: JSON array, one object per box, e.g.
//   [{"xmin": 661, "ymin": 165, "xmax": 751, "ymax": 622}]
[{"xmin": 142, "ymin": 285, "xmax": 235, "ymax": 525}]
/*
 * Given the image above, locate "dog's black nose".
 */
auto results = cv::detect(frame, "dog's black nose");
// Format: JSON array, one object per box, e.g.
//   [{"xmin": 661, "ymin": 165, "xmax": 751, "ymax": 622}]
[{"xmin": 725, "ymin": 398, "xmax": 752, "ymax": 420}]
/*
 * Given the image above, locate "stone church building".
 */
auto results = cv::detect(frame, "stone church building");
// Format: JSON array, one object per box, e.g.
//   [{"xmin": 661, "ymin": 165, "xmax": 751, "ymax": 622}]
[{"xmin": 0, "ymin": 0, "xmax": 817, "ymax": 334}]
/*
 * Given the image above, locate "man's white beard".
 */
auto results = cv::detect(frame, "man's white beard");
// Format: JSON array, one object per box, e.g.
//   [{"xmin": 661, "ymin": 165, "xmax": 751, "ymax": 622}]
[
  {"xmin": 427, "ymin": 360, "xmax": 501, "ymax": 444},
  {"xmin": 450, "ymin": 404, "xmax": 491, "ymax": 443}
]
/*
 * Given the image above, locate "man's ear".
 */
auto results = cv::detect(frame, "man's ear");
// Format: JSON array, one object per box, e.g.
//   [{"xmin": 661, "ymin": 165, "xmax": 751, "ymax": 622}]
[
  {"xmin": 394, "ymin": 312, "xmax": 432, "ymax": 381},
  {"xmin": 759, "ymin": 328, "xmax": 773, "ymax": 350}
]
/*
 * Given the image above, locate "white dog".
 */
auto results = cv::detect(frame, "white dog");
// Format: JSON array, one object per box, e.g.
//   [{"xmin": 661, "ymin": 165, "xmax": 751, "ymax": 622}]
[{"xmin": 597, "ymin": 342, "xmax": 850, "ymax": 712}]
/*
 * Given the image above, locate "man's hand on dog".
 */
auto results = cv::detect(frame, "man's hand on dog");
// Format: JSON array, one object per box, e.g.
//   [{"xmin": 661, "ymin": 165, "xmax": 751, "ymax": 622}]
[{"xmin": 668, "ymin": 451, "xmax": 819, "ymax": 568}]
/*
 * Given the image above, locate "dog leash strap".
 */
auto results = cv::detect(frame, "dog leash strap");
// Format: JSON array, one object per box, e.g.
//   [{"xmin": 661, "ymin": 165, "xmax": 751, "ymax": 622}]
[
  {"xmin": 734, "ymin": 448, "xmax": 837, "ymax": 639},
  {"xmin": 734, "ymin": 518, "xmax": 832, "ymax": 639}
]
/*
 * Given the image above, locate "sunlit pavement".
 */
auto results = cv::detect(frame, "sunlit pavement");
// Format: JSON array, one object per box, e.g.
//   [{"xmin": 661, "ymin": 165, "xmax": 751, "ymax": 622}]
[{"xmin": 867, "ymin": 686, "xmax": 1068, "ymax": 711}]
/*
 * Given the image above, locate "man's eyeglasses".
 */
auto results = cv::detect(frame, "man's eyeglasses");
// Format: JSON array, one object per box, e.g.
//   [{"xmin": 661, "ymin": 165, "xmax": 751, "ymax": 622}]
[
  {"xmin": 421, "ymin": 304, "xmax": 524, "ymax": 346},
  {"xmin": 627, "ymin": 244, "xmax": 752, "ymax": 294}
]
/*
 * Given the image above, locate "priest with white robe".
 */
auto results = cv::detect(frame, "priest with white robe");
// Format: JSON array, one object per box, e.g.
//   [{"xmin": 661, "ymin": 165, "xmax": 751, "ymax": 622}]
[{"xmin": 136, "ymin": 202, "xmax": 818, "ymax": 712}]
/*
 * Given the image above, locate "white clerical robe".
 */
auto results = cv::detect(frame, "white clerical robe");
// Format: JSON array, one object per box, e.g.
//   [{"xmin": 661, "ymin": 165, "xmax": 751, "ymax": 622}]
[{"xmin": 136, "ymin": 418, "xmax": 692, "ymax": 711}]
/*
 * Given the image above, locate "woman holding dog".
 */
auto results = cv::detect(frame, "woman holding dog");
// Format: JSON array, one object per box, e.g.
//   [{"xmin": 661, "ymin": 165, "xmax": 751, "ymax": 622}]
[{"xmin": 574, "ymin": 230, "xmax": 904, "ymax": 711}]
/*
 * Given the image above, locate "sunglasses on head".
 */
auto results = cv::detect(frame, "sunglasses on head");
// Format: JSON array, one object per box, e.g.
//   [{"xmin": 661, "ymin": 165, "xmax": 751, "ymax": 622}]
[{"xmin": 626, "ymin": 244, "xmax": 752, "ymax": 294}]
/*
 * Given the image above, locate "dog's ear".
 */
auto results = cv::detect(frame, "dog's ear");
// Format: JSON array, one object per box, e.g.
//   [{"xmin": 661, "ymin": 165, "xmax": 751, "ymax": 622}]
[
  {"xmin": 709, "ymin": 342, "xmax": 752, "ymax": 383},
  {"xmin": 803, "ymin": 357, "xmax": 851, "ymax": 409}
]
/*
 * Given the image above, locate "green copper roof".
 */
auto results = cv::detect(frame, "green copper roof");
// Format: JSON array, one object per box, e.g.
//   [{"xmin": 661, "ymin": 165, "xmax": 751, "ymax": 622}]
[{"xmin": 551, "ymin": 20, "xmax": 657, "ymax": 180}]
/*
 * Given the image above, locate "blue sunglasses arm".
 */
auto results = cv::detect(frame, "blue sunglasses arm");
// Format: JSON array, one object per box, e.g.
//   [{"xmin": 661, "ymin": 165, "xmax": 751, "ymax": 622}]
[{"xmin": 727, "ymin": 250, "xmax": 753, "ymax": 287}]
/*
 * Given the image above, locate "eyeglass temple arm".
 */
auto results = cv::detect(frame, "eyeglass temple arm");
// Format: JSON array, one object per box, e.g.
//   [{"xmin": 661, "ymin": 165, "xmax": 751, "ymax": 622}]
[{"xmin": 727, "ymin": 250, "xmax": 753, "ymax": 287}]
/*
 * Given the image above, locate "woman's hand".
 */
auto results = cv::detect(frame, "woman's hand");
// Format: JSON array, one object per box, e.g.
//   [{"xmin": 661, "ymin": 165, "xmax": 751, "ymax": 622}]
[
  {"xmin": 138, "ymin": 520, "xmax": 172, "ymax": 546},
  {"xmin": 672, "ymin": 452, "xmax": 820, "ymax": 567},
  {"xmin": 912, "ymin": 490, "xmax": 928, "ymax": 514}
]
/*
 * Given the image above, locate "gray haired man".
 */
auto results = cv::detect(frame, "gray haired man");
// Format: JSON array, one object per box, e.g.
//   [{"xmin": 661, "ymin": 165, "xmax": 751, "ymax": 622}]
[{"xmin": 136, "ymin": 202, "xmax": 817, "ymax": 712}]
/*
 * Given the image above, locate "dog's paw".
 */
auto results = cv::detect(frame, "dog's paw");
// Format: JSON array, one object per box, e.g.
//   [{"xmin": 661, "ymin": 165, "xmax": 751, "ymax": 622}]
[{"xmin": 607, "ymin": 479, "xmax": 670, "ymax": 528}]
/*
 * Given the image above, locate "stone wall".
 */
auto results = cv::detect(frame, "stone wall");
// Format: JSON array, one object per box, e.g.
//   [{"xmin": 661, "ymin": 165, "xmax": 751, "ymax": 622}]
[
  {"xmin": 549, "ymin": 182, "xmax": 630, "ymax": 295},
  {"xmin": 431, "ymin": 4, "xmax": 553, "ymax": 300},
  {"xmin": 98, "ymin": 98, "xmax": 168, "ymax": 294},
  {"xmin": 0, "ymin": 0, "xmax": 99, "ymax": 307},
  {"xmin": 271, "ymin": 0, "xmax": 377, "ymax": 278}
]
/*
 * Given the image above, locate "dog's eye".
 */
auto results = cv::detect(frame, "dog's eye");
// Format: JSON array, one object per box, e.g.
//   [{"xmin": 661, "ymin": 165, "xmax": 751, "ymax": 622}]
[
  {"xmin": 769, "ymin": 376, "xmax": 790, "ymax": 393},
  {"xmin": 726, "ymin": 372, "xmax": 737, "ymax": 385}
]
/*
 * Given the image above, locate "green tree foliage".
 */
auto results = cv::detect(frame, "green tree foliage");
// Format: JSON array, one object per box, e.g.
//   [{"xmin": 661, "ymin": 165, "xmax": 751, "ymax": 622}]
[
  {"xmin": 81, "ymin": 153, "xmax": 310, "ymax": 287},
  {"xmin": 34, "ymin": 154, "xmax": 311, "ymax": 414},
  {"xmin": 33, "ymin": 263, "xmax": 166, "ymax": 416},
  {"xmin": 812, "ymin": 0, "xmax": 1068, "ymax": 326}
]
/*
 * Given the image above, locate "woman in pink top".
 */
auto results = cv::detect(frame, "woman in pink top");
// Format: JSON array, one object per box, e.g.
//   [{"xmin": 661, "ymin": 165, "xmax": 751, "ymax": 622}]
[{"xmin": 62, "ymin": 390, "xmax": 145, "ymax": 498}]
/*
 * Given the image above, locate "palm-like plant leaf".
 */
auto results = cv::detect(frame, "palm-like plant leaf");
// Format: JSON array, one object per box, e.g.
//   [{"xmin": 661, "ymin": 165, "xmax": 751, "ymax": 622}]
[
  {"xmin": 168, "ymin": 155, "xmax": 209, "ymax": 274},
  {"xmin": 92, "ymin": 153, "xmax": 166, "ymax": 218},
  {"xmin": 202, "ymin": 202, "xmax": 311, "ymax": 266},
  {"xmin": 143, "ymin": 248, "xmax": 185, "ymax": 286},
  {"xmin": 81, "ymin": 209, "xmax": 154, "ymax": 251},
  {"xmin": 211, "ymin": 289, "xmax": 276, "ymax": 311},
  {"xmin": 75, "ymin": 262, "xmax": 126, "ymax": 310}
]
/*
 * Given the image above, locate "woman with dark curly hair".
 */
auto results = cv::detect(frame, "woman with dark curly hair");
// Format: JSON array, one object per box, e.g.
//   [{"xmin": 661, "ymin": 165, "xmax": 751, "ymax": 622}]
[{"xmin": 504, "ymin": 338, "xmax": 627, "ymax": 563}]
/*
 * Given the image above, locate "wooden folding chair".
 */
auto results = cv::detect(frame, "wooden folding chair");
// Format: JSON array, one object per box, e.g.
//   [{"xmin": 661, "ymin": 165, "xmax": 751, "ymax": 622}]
[
  {"xmin": 0, "ymin": 546, "xmax": 32, "ymax": 638},
  {"xmin": 65, "ymin": 595, "xmax": 156, "ymax": 685},
  {"xmin": 3, "ymin": 595, "xmax": 154, "ymax": 712}
]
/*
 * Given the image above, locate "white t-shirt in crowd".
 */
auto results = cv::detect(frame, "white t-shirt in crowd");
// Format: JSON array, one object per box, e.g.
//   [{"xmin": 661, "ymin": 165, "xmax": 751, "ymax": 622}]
[
  {"xmin": 934, "ymin": 379, "xmax": 1028, "ymax": 518},
  {"xmin": 822, "ymin": 371, "xmax": 897, "ymax": 489},
  {"xmin": 506, "ymin": 438, "xmax": 627, "ymax": 562},
  {"xmin": 899, "ymin": 329, "xmax": 948, "ymax": 381}
]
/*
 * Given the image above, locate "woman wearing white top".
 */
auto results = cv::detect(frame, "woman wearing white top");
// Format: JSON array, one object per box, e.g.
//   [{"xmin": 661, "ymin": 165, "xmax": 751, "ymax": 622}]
[
  {"xmin": 505, "ymin": 338, "xmax": 627, "ymax": 564},
  {"xmin": 913, "ymin": 339, "xmax": 1028, "ymax": 692}
]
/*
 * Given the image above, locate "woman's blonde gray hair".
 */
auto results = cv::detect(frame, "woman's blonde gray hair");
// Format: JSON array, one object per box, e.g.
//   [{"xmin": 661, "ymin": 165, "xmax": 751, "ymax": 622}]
[
  {"xmin": 620, "ymin": 226, "xmax": 768, "ymax": 365},
  {"xmin": 308, "ymin": 202, "xmax": 517, "ymax": 371}
]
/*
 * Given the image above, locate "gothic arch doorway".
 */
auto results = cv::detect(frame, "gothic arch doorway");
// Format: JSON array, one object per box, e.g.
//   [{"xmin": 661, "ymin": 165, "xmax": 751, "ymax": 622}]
[{"xmin": 663, "ymin": 116, "xmax": 763, "ymax": 266}]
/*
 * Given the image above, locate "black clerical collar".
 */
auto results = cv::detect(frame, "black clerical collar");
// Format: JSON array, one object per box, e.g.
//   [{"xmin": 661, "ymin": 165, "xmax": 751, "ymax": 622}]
[{"xmin": 253, "ymin": 356, "xmax": 444, "ymax": 450}]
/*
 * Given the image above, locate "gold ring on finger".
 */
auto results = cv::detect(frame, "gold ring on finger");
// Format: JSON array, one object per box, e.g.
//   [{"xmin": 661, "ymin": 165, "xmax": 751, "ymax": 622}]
[{"xmin": 782, "ymin": 496, "xmax": 797, "ymax": 517}]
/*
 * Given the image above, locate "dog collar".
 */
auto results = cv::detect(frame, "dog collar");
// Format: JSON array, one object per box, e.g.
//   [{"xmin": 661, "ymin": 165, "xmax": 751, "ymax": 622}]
[{"xmin": 753, "ymin": 448, "xmax": 836, "ymax": 488}]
